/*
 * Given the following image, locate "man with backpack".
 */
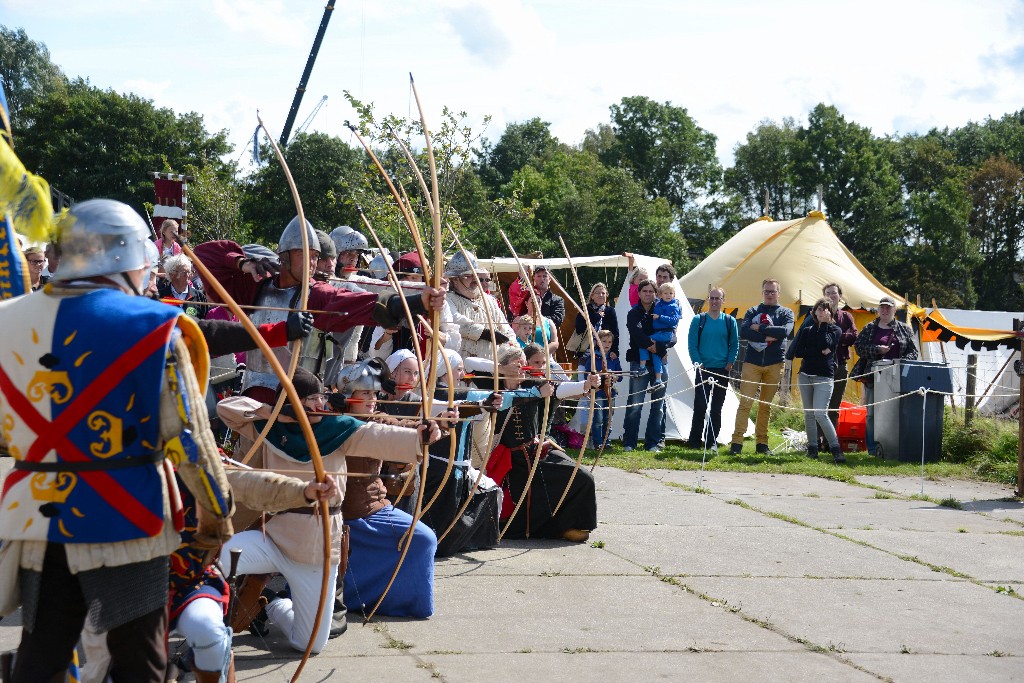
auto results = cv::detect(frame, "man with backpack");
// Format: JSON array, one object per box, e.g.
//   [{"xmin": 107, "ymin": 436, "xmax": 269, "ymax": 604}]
[{"xmin": 687, "ymin": 287, "xmax": 738, "ymax": 449}]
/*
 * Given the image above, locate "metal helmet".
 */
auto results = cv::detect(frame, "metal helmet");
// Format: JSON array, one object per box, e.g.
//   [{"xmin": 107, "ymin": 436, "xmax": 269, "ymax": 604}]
[
  {"xmin": 315, "ymin": 229, "xmax": 337, "ymax": 259},
  {"xmin": 335, "ymin": 358, "xmax": 388, "ymax": 395},
  {"xmin": 53, "ymin": 199, "xmax": 151, "ymax": 281},
  {"xmin": 276, "ymin": 216, "xmax": 318, "ymax": 254},
  {"xmin": 330, "ymin": 225, "xmax": 369, "ymax": 254},
  {"xmin": 366, "ymin": 252, "xmax": 390, "ymax": 280},
  {"xmin": 444, "ymin": 249, "xmax": 485, "ymax": 278}
]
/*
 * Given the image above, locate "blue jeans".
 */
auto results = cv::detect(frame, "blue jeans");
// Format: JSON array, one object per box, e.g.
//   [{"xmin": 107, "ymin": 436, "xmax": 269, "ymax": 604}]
[
  {"xmin": 622, "ymin": 361, "xmax": 668, "ymax": 450},
  {"xmin": 591, "ymin": 396, "xmax": 610, "ymax": 448}
]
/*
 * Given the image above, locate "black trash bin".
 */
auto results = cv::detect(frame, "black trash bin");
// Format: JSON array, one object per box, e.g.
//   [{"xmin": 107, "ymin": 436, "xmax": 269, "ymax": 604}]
[{"xmin": 872, "ymin": 360, "xmax": 953, "ymax": 462}]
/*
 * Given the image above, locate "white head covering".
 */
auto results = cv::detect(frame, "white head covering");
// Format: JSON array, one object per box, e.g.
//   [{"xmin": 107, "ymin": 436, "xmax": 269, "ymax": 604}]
[
  {"xmin": 435, "ymin": 348, "xmax": 464, "ymax": 381},
  {"xmin": 385, "ymin": 348, "xmax": 417, "ymax": 373}
]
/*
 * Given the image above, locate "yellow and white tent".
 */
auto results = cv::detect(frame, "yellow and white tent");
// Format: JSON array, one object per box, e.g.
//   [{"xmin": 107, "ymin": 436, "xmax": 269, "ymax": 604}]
[{"xmin": 680, "ymin": 212, "xmax": 921, "ymax": 326}]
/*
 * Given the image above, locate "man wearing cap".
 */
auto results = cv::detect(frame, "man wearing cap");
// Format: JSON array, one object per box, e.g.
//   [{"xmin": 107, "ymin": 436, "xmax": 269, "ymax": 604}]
[
  {"xmin": 193, "ymin": 217, "xmax": 447, "ymax": 403},
  {"xmin": 853, "ymin": 295, "xmax": 918, "ymax": 456},
  {"xmin": 313, "ymin": 229, "xmax": 337, "ymax": 281},
  {"xmin": 730, "ymin": 278, "xmax": 794, "ymax": 455},
  {"xmin": 0, "ymin": 199, "xmax": 233, "ymax": 682}
]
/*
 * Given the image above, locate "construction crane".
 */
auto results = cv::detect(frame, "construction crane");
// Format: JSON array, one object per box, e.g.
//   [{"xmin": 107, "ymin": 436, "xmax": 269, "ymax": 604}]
[
  {"xmin": 294, "ymin": 95, "xmax": 328, "ymax": 138},
  {"xmin": 279, "ymin": 2, "xmax": 335, "ymax": 147}
]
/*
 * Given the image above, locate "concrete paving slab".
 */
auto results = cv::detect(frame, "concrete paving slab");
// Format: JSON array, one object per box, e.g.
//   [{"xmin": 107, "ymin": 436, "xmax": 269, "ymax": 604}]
[
  {"xmin": 842, "ymin": 529, "xmax": 1024, "ymax": 583},
  {"xmin": 654, "ymin": 470, "xmax": 872, "ymax": 498},
  {"xmin": 682, "ymin": 577, "xmax": 1024, "ymax": 656},
  {"xmin": 231, "ymin": 653, "xmax": 440, "ymax": 682},
  {"xmin": 845, "ymin": 653, "xmax": 1024, "ymax": 683},
  {"xmin": 598, "ymin": 524, "xmax": 939, "ymax": 579},
  {"xmin": 857, "ymin": 475, "xmax": 1021, "ymax": 506},
  {"xmin": 597, "ymin": 489, "xmax": 792, "ymax": 528},
  {"xmin": 591, "ymin": 465, "xmax": 672, "ymax": 495},
  {"xmin": 434, "ymin": 539, "xmax": 642, "ymax": 578},
  {"xmin": 724, "ymin": 495, "xmax": 1023, "ymax": 533},
  {"xmin": 383, "ymin": 574, "xmax": 803, "ymax": 655},
  {"xmin": 422, "ymin": 651, "xmax": 880, "ymax": 683}
]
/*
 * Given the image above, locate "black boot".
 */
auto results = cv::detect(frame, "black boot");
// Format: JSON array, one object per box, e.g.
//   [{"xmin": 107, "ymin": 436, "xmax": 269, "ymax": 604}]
[
  {"xmin": 831, "ymin": 445, "xmax": 846, "ymax": 464},
  {"xmin": 806, "ymin": 446, "xmax": 819, "ymax": 459}
]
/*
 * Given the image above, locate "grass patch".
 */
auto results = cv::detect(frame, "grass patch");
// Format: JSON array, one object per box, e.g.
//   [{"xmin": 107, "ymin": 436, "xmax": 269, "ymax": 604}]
[
  {"xmin": 939, "ymin": 496, "xmax": 963, "ymax": 509},
  {"xmin": 590, "ymin": 540, "xmax": 606, "ymax": 548},
  {"xmin": 579, "ymin": 404, "xmax": 1017, "ymax": 485}
]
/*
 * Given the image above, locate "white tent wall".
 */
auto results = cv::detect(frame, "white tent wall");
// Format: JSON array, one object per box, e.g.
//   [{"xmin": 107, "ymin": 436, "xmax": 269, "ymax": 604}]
[
  {"xmin": 921, "ymin": 308, "xmax": 1021, "ymax": 416},
  {"xmin": 476, "ymin": 252, "xmax": 751, "ymax": 443}
]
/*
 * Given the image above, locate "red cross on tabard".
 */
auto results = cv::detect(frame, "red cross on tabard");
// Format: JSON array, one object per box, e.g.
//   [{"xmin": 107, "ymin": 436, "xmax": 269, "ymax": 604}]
[{"xmin": 0, "ymin": 318, "xmax": 178, "ymax": 536}]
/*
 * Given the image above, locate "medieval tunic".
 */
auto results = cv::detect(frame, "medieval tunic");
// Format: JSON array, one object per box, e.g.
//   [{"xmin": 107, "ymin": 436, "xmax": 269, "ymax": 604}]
[
  {"xmin": 488, "ymin": 383, "xmax": 598, "ymax": 539},
  {"xmin": 216, "ymin": 395, "xmax": 424, "ymax": 651},
  {"xmin": 342, "ymin": 452, "xmax": 436, "ymax": 619},
  {"xmin": 418, "ymin": 389, "xmax": 501, "ymax": 558},
  {"xmin": 0, "ymin": 285, "xmax": 233, "ymax": 655}
]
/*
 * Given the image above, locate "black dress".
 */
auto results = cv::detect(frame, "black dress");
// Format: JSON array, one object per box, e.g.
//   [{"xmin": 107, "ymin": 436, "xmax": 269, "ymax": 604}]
[{"xmin": 493, "ymin": 394, "xmax": 597, "ymax": 539}]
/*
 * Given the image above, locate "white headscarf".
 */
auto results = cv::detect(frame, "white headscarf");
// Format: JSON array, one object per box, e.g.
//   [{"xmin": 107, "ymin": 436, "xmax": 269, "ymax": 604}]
[
  {"xmin": 436, "ymin": 348, "xmax": 464, "ymax": 381},
  {"xmin": 385, "ymin": 348, "xmax": 417, "ymax": 373}
]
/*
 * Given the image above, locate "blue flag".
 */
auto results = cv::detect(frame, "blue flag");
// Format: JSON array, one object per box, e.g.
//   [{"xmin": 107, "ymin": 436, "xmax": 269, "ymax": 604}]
[{"xmin": 252, "ymin": 124, "xmax": 262, "ymax": 165}]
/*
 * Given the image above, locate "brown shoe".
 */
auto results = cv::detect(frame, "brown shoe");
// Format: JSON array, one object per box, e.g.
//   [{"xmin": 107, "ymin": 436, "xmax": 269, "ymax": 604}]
[{"xmin": 562, "ymin": 528, "xmax": 590, "ymax": 543}]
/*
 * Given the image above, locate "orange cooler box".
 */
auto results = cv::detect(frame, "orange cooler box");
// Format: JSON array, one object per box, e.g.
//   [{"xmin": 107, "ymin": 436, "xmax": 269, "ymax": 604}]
[{"xmin": 837, "ymin": 401, "xmax": 867, "ymax": 451}]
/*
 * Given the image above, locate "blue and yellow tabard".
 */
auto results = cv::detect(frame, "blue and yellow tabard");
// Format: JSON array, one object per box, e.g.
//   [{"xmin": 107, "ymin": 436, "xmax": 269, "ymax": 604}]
[{"xmin": 0, "ymin": 288, "xmax": 182, "ymax": 543}]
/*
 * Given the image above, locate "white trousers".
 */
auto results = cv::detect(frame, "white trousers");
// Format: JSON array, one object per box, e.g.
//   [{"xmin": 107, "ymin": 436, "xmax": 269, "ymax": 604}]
[{"xmin": 229, "ymin": 530, "xmax": 338, "ymax": 654}]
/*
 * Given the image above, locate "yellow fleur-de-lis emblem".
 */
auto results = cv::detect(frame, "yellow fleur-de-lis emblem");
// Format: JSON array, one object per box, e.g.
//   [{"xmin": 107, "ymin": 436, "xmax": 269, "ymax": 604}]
[
  {"xmin": 26, "ymin": 371, "xmax": 73, "ymax": 404},
  {"xmin": 29, "ymin": 472, "xmax": 77, "ymax": 504},
  {"xmin": 87, "ymin": 410, "xmax": 123, "ymax": 458}
]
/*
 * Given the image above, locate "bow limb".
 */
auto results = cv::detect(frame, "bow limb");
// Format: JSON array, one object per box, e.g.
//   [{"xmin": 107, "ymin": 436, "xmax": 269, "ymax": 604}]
[
  {"xmin": 249, "ymin": 115, "xmax": 327, "ymax": 683},
  {"xmin": 551, "ymin": 235, "xmax": 598, "ymax": 517},
  {"xmin": 435, "ymin": 224, "xmax": 501, "ymax": 546},
  {"xmin": 237, "ymin": 117, "xmax": 310, "ymax": 466},
  {"xmin": 417, "ymin": 317, "xmax": 458, "ymax": 519},
  {"xmin": 344, "ymin": 124, "xmax": 430, "ymax": 273},
  {"xmin": 178, "ymin": 240, "xmax": 329, "ymax": 681},
  {"xmin": 358, "ymin": 210, "xmax": 435, "ymax": 624},
  {"xmin": 497, "ymin": 230, "xmax": 552, "ymax": 542}
]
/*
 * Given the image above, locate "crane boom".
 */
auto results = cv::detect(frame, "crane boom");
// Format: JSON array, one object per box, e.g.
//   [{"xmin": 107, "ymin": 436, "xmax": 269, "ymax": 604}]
[
  {"xmin": 295, "ymin": 95, "xmax": 328, "ymax": 137},
  {"xmin": 279, "ymin": 2, "xmax": 335, "ymax": 147}
]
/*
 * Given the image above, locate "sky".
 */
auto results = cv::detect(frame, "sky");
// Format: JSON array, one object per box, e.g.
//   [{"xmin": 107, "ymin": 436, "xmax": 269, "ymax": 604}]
[{"xmin": 4, "ymin": 0, "xmax": 1024, "ymax": 172}]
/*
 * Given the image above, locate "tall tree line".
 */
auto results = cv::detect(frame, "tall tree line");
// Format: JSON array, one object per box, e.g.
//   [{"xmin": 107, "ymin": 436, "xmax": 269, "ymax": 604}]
[{"xmin": 4, "ymin": 25, "xmax": 1023, "ymax": 310}]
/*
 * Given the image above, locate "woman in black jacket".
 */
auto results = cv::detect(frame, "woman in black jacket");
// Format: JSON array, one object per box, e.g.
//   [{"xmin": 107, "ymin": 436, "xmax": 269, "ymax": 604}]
[
  {"xmin": 792, "ymin": 298, "xmax": 845, "ymax": 463},
  {"xmin": 573, "ymin": 282, "xmax": 619, "ymax": 359}
]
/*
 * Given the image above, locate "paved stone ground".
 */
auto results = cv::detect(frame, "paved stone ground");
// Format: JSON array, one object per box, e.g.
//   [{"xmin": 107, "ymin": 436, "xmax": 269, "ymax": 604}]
[{"xmin": 2, "ymin": 466, "xmax": 1023, "ymax": 682}]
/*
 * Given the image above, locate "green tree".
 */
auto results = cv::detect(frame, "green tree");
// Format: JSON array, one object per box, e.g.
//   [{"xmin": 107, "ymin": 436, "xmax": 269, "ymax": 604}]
[
  {"xmin": 477, "ymin": 117, "xmax": 560, "ymax": 192},
  {"xmin": 798, "ymin": 104, "xmax": 906, "ymax": 280},
  {"xmin": 967, "ymin": 156, "xmax": 1024, "ymax": 309},
  {"xmin": 241, "ymin": 131, "xmax": 365, "ymax": 245},
  {"xmin": 476, "ymin": 147, "xmax": 680, "ymax": 264},
  {"xmin": 0, "ymin": 26, "xmax": 66, "ymax": 124},
  {"xmin": 725, "ymin": 117, "xmax": 812, "ymax": 220},
  {"xmin": 17, "ymin": 78, "xmax": 231, "ymax": 211},
  {"xmin": 185, "ymin": 164, "xmax": 250, "ymax": 245},
  {"xmin": 600, "ymin": 95, "xmax": 722, "ymax": 213},
  {"xmin": 894, "ymin": 133, "xmax": 978, "ymax": 307}
]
